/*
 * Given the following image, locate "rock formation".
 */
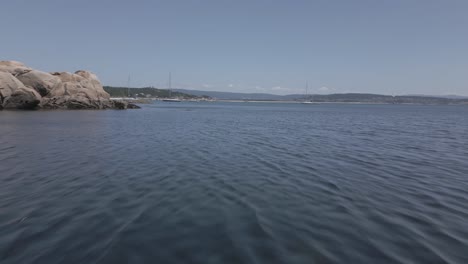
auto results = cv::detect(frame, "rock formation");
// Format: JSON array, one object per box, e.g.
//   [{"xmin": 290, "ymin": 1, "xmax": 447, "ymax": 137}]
[{"xmin": 0, "ymin": 61, "xmax": 132, "ymax": 110}]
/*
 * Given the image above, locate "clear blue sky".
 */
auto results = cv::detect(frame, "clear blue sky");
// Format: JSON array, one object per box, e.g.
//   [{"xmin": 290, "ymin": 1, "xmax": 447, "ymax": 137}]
[{"xmin": 2, "ymin": 0, "xmax": 467, "ymax": 95}]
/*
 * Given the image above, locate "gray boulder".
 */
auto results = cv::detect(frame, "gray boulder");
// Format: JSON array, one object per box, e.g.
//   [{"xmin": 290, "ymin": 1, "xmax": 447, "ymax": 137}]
[
  {"xmin": 41, "ymin": 96, "xmax": 115, "ymax": 110},
  {"xmin": 0, "ymin": 72, "xmax": 41, "ymax": 109},
  {"xmin": 127, "ymin": 103, "xmax": 141, "ymax": 109},
  {"xmin": 75, "ymin": 70, "xmax": 110, "ymax": 99},
  {"xmin": 41, "ymin": 71, "xmax": 113, "ymax": 109},
  {"xmin": 112, "ymin": 100, "xmax": 128, "ymax": 110},
  {"xmin": 0, "ymin": 61, "xmax": 33, "ymax": 76},
  {"xmin": 16, "ymin": 70, "xmax": 62, "ymax": 97}
]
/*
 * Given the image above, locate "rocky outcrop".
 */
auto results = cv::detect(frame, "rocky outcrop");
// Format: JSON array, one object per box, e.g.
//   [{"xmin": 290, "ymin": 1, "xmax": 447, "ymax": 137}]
[
  {"xmin": 40, "ymin": 71, "xmax": 112, "ymax": 109},
  {"xmin": 0, "ymin": 60, "xmax": 136, "ymax": 110}
]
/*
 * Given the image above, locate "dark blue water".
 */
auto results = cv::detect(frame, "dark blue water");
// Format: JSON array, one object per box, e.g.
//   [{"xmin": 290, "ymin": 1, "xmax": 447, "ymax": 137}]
[{"xmin": 1, "ymin": 102, "xmax": 468, "ymax": 264}]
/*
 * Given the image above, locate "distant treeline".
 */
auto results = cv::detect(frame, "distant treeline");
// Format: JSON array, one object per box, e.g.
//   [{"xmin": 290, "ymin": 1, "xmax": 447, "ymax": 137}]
[
  {"xmin": 103, "ymin": 86, "xmax": 211, "ymax": 99},
  {"xmin": 303, "ymin": 93, "xmax": 468, "ymax": 104}
]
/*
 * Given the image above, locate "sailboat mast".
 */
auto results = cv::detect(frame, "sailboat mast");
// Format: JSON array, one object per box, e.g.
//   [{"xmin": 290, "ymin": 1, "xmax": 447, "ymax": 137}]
[
  {"xmin": 169, "ymin": 72, "xmax": 172, "ymax": 98},
  {"xmin": 127, "ymin": 75, "xmax": 131, "ymax": 98}
]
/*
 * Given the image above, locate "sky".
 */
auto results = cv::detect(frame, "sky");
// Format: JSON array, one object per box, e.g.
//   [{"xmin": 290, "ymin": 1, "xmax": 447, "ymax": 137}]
[{"xmin": 1, "ymin": 0, "xmax": 467, "ymax": 95}]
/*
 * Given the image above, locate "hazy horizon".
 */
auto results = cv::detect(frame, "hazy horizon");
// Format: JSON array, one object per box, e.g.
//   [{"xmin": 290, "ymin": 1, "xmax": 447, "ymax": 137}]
[{"xmin": 2, "ymin": 0, "xmax": 467, "ymax": 96}]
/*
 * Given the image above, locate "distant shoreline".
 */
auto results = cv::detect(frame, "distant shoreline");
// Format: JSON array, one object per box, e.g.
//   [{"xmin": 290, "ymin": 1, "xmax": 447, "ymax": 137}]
[
  {"xmin": 216, "ymin": 100, "xmax": 468, "ymax": 105},
  {"xmin": 110, "ymin": 97, "xmax": 468, "ymax": 106},
  {"xmin": 105, "ymin": 87, "xmax": 468, "ymax": 105}
]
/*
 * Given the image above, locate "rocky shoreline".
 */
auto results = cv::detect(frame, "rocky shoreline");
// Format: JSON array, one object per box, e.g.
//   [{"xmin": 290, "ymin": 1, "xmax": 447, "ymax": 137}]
[{"xmin": 0, "ymin": 61, "xmax": 139, "ymax": 110}]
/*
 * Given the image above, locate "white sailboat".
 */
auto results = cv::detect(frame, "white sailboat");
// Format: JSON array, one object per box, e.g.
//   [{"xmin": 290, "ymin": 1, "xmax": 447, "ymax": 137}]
[
  {"xmin": 162, "ymin": 72, "xmax": 181, "ymax": 102},
  {"xmin": 301, "ymin": 81, "xmax": 313, "ymax": 104}
]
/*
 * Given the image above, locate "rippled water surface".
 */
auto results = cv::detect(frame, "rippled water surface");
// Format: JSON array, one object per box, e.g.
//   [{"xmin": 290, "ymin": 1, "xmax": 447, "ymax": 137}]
[{"xmin": 1, "ymin": 102, "xmax": 468, "ymax": 264}]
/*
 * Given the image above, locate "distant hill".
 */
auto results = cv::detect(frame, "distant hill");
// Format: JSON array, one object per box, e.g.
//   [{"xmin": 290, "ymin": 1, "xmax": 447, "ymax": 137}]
[
  {"xmin": 303, "ymin": 93, "xmax": 468, "ymax": 104},
  {"xmin": 405, "ymin": 94, "xmax": 468, "ymax": 99},
  {"xmin": 174, "ymin": 89, "xmax": 468, "ymax": 104}
]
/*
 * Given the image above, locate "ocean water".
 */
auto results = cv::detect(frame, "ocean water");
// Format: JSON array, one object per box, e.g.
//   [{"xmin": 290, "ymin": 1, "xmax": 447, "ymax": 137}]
[{"xmin": 1, "ymin": 102, "xmax": 468, "ymax": 264}]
